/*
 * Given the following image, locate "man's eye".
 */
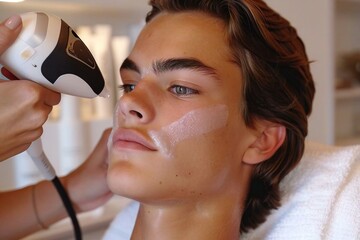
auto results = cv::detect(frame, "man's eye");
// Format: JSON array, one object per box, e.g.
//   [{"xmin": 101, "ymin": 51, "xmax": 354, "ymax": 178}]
[
  {"xmin": 119, "ymin": 84, "xmax": 135, "ymax": 93},
  {"xmin": 170, "ymin": 85, "xmax": 199, "ymax": 96}
]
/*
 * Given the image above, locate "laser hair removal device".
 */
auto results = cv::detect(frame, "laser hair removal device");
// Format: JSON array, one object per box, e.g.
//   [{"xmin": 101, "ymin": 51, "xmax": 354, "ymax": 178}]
[{"xmin": 0, "ymin": 12, "xmax": 109, "ymax": 240}]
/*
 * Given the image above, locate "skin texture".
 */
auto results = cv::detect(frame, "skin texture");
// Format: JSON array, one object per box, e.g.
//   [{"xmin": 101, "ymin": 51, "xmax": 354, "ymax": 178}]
[{"xmin": 108, "ymin": 12, "xmax": 285, "ymax": 240}]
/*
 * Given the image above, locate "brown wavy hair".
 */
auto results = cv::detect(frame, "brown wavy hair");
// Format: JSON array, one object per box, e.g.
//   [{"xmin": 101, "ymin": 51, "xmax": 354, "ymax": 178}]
[{"xmin": 145, "ymin": 0, "xmax": 315, "ymax": 233}]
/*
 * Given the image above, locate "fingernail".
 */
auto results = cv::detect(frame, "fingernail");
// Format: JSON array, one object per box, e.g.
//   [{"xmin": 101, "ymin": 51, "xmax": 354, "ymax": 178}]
[{"xmin": 5, "ymin": 15, "xmax": 21, "ymax": 30}]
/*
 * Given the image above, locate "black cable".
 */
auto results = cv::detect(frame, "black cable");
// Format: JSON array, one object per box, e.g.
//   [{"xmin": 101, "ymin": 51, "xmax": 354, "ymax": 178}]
[{"xmin": 51, "ymin": 176, "xmax": 82, "ymax": 240}]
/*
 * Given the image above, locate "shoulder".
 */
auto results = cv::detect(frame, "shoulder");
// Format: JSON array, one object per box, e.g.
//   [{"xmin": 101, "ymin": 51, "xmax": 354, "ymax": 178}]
[{"xmin": 242, "ymin": 142, "xmax": 360, "ymax": 240}]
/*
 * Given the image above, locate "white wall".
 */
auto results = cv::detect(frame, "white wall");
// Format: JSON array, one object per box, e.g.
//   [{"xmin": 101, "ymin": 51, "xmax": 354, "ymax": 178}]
[{"xmin": 265, "ymin": 0, "xmax": 335, "ymax": 144}]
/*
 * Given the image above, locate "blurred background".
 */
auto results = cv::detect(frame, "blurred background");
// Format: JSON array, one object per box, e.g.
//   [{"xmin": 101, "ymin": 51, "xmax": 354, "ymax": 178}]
[{"xmin": 0, "ymin": 0, "xmax": 359, "ymax": 239}]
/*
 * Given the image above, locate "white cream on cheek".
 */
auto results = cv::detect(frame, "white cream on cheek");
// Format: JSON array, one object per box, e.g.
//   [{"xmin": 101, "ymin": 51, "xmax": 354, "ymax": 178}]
[{"xmin": 149, "ymin": 104, "xmax": 229, "ymax": 158}]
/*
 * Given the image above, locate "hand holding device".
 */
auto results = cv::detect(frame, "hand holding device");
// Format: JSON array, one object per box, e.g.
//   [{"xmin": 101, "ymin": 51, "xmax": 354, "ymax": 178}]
[
  {"xmin": 0, "ymin": 12, "xmax": 109, "ymax": 240},
  {"xmin": 1, "ymin": 11, "xmax": 109, "ymax": 179}
]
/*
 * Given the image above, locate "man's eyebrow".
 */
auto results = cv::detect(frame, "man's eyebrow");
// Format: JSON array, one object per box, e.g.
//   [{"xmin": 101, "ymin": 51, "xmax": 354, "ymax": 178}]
[
  {"xmin": 120, "ymin": 57, "xmax": 219, "ymax": 79},
  {"xmin": 152, "ymin": 58, "xmax": 218, "ymax": 78},
  {"xmin": 120, "ymin": 58, "xmax": 140, "ymax": 73}
]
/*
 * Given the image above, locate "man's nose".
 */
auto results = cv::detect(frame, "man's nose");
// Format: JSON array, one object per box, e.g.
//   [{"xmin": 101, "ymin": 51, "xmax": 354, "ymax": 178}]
[{"xmin": 116, "ymin": 82, "xmax": 156, "ymax": 124}]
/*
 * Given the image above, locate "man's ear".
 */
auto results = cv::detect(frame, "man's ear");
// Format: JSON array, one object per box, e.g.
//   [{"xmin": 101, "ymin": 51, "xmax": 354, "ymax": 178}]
[{"xmin": 243, "ymin": 123, "xmax": 286, "ymax": 165}]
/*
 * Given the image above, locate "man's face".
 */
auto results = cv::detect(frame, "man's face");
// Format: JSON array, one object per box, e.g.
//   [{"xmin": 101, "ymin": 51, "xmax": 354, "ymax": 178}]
[{"xmin": 107, "ymin": 12, "xmax": 254, "ymax": 203}]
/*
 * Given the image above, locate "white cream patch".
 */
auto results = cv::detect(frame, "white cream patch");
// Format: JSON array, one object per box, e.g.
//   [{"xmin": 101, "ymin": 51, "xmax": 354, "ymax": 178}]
[{"xmin": 149, "ymin": 104, "xmax": 229, "ymax": 158}]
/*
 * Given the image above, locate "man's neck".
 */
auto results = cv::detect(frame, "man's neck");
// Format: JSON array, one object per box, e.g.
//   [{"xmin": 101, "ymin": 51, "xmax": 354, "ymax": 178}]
[{"xmin": 130, "ymin": 192, "xmax": 245, "ymax": 240}]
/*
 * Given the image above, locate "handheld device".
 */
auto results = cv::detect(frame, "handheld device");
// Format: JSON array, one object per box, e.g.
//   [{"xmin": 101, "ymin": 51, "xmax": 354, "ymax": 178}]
[
  {"xmin": 0, "ymin": 12, "xmax": 109, "ymax": 240},
  {"xmin": 1, "ymin": 12, "xmax": 108, "ymax": 98}
]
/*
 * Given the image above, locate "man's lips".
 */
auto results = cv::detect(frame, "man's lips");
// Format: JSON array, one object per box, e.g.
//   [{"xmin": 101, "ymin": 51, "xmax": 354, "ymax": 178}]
[{"xmin": 112, "ymin": 129, "xmax": 157, "ymax": 151}]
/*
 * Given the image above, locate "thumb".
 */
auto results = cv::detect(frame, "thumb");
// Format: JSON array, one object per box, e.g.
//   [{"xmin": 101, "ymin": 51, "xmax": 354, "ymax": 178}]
[
  {"xmin": 0, "ymin": 15, "xmax": 22, "ymax": 56},
  {"xmin": 87, "ymin": 128, "xmax": 112, "ymax": 167}
]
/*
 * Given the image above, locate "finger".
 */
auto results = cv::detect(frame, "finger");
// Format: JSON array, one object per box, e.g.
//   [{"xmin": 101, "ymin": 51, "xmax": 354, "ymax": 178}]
[
  {"xmin": 0, "ymin": 143, "xmax": 31, "ymax": 162},
  {"xmin": 43, "ymin": 89, "xmax": 61, "ymax": 107},
  {"xmin": 96, "ymin": 129, "xmax": 112, "ymax": 155},
  {"xmin": 96, "ymin": 128, "xmax": 112, "ymax": 150},
  {"xmin": 5, "ymin": 78, "xmax": 60, "ymax": 106},
  {"xmin": 0, "ymin": 15, "xmax": 22, "ymax": 55},
  {"xmin": 27, "ymin": 82, "xmax": 61, "ymax": 107},
  {"xmin": 87, "ymin": 128, "xmax": 112, "ymax": 167},
  {"xmin": 14, "ymin": 128, "xmax": 43, "ymax": 146}
]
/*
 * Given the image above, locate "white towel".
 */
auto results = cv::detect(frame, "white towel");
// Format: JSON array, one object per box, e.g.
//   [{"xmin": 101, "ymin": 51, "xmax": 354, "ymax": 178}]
[
  {"xmin": 103, "ymin": 142, "xmax": 360, "ymax": 240},
  {"xmin": 102, "ymin": 201, "xmax": 139, "ymax": 240},
  {"xmin": 242, "ymin": 142, "xmax": 360, "ymax": 240}
]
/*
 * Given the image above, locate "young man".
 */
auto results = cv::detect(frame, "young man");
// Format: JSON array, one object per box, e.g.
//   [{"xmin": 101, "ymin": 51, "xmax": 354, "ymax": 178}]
[{"xmin": 107, "ymin": 0, "xmax": 315, "ymax": 239}]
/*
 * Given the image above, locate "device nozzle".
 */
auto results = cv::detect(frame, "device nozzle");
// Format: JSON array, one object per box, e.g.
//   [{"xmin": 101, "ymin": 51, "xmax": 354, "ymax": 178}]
[{"xmin": 99, "ymin": 86, "xmax": 111, "ymax": 98}]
